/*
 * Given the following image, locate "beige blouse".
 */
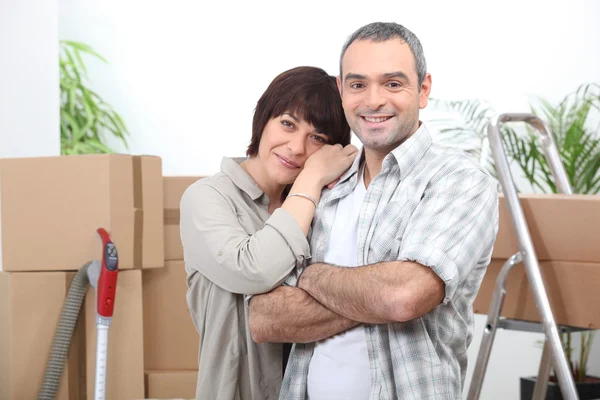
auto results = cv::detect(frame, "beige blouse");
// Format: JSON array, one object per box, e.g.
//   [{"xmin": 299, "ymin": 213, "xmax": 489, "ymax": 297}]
[{"xmin": 179, "ymin": 157, "xmax": 311, "ymax": 400}]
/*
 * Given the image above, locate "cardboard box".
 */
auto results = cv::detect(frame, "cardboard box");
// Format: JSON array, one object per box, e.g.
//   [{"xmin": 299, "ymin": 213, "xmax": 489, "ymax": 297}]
[
  {"xmin": 145, "ymin": 370, "xmax": 198, "ymax": 400},
  {"xmin": 474, "ymin": 260, "xmax": 600, "ymax": 329},
  {"xmin": 0, "ymin": 272, "xmax": 79, "ymax": 400},
  {"xmin": 0, "ymin": 154, "xmax": 164, "ymax": 272},
  {"xmin": 0, "ymin": 269, "xmax": 145, "ymax": 400},
  {"xmin": 478, "ymin": 193, "xmax": 600, "ymax": 329},
  {"xmin": 491, "ymin": 193, "xmax": 600, "ymax": 262},
  {"xmin": 143, "ymin": 260, "xmax": 199, "ymax": 370},
  {"xmin": 163, "ymin": 176, "xmax": 203, "ymax": 261}
]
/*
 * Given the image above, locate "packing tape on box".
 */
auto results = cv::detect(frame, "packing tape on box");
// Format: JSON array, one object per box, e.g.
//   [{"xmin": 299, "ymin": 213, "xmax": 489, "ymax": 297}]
[{"xmin": 133, "ymin": 157, "xmax": 144, "ymax": 269}]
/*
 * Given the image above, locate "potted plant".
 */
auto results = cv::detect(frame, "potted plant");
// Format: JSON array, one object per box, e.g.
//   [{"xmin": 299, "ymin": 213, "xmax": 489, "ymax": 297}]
[
  {"xmin": 502, "ymin": 83, "xmax": 600, "ymax": 194},
  {"xmin": 59, "ymin": 40, "xmax": 129, "ymax": 154},
  {"xmin": 423, "ymin": 97, "xmax": 498, "ymax": 176},
  {"xmin": 520, "ymin": 331, "xmax": 598, "ymax": 400},
  {"xmin": 425, "ymin": 83, "xmax": 600, "ymax": 194}
]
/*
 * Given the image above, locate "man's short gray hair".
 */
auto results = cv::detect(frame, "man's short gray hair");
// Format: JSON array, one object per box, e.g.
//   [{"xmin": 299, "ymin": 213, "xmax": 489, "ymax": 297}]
[{"xmin": 339, "ymin": 22, "xmax": 427, "ymax": 86}]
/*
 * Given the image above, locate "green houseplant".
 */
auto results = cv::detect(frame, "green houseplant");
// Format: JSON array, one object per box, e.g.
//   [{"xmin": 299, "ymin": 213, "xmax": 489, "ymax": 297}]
[
  {"xmin": 427, "ymin": 83, "xmax": 600, "ymax": 195},
  {"xmin": 427, "ymin": 83, "xmax": 600, "ymax": 390},
  {"xmin": 59, "ymin": 40, "xmax": 129, "ymax": 155},
  {"xmin": 426, "ymin": 97, "xmax": 498, "ymax": 176},
  {"xmin": 503, "ymin": 83, "xmax": 600, "ymax": 195}
]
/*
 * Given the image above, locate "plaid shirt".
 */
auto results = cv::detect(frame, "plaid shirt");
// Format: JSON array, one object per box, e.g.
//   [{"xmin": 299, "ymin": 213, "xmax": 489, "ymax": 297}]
[{"xmin": 279, "ymin": 123, "xmax": 499, "ymax": 400}]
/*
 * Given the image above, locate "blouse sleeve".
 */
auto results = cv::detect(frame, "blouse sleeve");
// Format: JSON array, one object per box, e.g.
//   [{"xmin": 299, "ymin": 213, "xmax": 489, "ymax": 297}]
[{"xmin": 180, "ymin": 182, "xmax": 311, "ymax": 295}]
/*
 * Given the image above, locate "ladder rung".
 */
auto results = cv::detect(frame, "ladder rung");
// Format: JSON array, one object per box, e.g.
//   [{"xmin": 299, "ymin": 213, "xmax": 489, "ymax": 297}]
[{"xmin": 496, "ymin": 318, "xmax": 593, "ymax": 334}]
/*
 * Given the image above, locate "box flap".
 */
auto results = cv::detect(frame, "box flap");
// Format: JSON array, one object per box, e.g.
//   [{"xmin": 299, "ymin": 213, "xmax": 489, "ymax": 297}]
[
  {"xmin": 475, "ymin": 259, "xmax": 600, "ymax": 328},
  {"xmin": 108, "ymin": 155, "xmax": 136, "ymax": 269},
  {"xmin": 163, "ymin": 176, "xmax": 203, "ymax": 225},
  {"xmin": 136, "ymin": 156, "xmax": 164, "ymax": 269},
  {"xmin": 492, "ymin": 194, "xmax": 600, "ymax": 263},
  {"xmin": 0, "ymin": 155, "xmax": 118, "ymax": 271}
]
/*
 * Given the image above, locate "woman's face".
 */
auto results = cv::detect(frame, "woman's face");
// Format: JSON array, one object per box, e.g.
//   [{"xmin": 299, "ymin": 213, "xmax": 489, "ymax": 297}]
[{"xmin": 257, "ymin": 112, "xmax": 330, "ymax": 186}]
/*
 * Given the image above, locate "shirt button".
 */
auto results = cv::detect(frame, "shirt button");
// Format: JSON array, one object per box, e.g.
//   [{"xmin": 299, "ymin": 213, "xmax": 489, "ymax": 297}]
[{"xmin": 217, "ymin": 250, "xmax": 223, "ymax": 256}]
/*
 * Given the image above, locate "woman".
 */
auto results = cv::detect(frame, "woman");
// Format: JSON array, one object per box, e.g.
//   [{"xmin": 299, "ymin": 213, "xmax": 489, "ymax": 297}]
[{"xmin": 180, "ymin": 66, "xmax": 357, "ymax": 400}]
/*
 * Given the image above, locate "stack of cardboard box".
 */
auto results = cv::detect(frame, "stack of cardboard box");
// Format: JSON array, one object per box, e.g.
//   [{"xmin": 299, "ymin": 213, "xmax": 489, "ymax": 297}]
[
  {"xmin": 0, "ymin": 154, "xmax": 163, "ymax": 400},
  {"xmin": 474, "ymin": 193, "xmax": 600, "ymax": 329},
  {"xmin": 6, "ymin": 155, "xmax": 597, "ymax": 399},
  {"xmin": 143, "ymin": 176, "xmax": 204, "ymax": 400}
]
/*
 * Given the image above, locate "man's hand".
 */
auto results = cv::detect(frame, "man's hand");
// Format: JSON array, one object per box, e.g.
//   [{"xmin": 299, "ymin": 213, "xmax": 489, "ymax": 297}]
[{"xmin": 248, "ymin": 285, "xmax": 361, "ymax": 344}]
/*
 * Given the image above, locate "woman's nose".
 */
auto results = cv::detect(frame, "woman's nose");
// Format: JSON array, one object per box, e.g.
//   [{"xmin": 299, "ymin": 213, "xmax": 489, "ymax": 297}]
[{"xmin": 287, "ymin": 134, "xmax": 306, "ymax": 156}]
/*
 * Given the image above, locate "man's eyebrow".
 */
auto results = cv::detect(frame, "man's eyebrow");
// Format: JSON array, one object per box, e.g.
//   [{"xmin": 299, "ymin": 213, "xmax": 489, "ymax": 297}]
[
  {"xmin": 344, "ymin": 72, "xmax": 410, "ymax": 82},
  {"xmin": 344, "ymin": 73, "xmax": 367, "ymax": 81},
  {"xmin": 282, "ymin": 112, "xmax": 299, "ymax": 123},
  {"xmin": 382, "ymin": 71, "xmax": 410, "ymax": 81}
]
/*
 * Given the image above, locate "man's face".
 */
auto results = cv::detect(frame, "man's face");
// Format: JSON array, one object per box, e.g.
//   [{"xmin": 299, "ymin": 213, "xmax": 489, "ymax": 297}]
[{"xmin": 337, "ymin": 38, "xmax": 431, "ymax": 154}]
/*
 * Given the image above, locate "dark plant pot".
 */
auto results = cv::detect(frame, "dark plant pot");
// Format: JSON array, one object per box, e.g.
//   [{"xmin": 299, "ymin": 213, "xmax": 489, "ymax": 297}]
[{"xmin": 520, "ymin": 376, "xmax": 600, "ymax": 400}]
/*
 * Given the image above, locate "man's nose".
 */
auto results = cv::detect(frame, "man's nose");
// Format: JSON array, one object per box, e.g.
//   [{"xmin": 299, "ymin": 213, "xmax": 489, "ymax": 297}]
[{"xmin": 365, "ymin": 86, "xmax": 386, "ymax": 110}]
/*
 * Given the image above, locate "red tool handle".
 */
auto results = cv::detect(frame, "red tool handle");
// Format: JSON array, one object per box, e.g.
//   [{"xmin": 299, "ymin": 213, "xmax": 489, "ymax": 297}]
[{"xmin": 96, "ymin": 228, "xmax": 119, "ymax": 318}]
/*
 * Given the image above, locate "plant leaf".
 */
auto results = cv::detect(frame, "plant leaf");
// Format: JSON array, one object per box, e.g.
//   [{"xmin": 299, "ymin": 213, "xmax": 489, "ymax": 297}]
[{"xmin": 59, "ymin": 40, "xmax": 128, "ymax": 155}]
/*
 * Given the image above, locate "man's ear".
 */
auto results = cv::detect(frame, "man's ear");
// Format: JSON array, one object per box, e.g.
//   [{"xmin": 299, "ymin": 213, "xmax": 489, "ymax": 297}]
[
  {"xmin": 419, "ymin": 73, "xmax": 432, "ymax": 109},
  {"xmin": 336, "ymin": 76, "xmax": 342, "ymax": 97}
]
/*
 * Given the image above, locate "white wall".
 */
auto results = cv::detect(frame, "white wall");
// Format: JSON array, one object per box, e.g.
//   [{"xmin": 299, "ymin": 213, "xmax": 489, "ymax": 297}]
[
  {"xmin": 58, "ymin": 1, "xmax": 600, "ymax": 399},
  {"xmin": 0, "ymin": 0, "xmax": 60, "ymax": 158},
  {"xmin": 58, "ymin": 0, "xmax": 600, "ymax": 176}
]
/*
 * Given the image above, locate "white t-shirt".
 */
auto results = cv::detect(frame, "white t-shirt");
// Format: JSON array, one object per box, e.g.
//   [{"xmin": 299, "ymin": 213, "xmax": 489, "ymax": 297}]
[{"xmin": 306, "ymin": 168, "xmax": 370, "ymax": 400}]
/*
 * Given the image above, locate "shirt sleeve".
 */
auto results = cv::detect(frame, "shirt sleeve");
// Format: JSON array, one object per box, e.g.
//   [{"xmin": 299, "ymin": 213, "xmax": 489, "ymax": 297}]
[
  {"xmin": 245, "ymin": 256, "xmax": 306, "ymax": 305},
  {"xmin": 180, "ymin": 181, "xmax": 311, "ymax": 295},
  {"xmin": 397, "ymin": 167, "xmax": 499, "ymax": 304}
]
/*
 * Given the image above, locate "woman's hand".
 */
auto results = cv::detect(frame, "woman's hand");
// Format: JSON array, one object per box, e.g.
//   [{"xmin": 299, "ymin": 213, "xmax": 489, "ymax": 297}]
[
  {"xmin": 282, "ymin": 144, "xmax": 358, "ymax": 235},
  {"xmin": 303, "ymin": 144, "xmax": 359, "ymax": 187}
]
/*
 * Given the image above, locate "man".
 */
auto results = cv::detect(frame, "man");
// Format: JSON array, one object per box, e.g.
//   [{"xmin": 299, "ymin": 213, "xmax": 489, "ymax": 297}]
[{"xmin": 248, "ymin": 22, "xmax": 499, "ymax": 399}]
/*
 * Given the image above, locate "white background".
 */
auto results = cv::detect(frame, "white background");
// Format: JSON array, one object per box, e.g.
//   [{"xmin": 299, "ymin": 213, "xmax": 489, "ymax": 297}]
[
  {"xmin": 0, "ymin": 0, "xmax": 59, "ymax": 158},
  {"xmin": 2, "ymin": 0, "xmax": 599, "ymax": 398},
  {"xmin": 57, "ymin": 0, "xmax": 600, "ymax": 178}
]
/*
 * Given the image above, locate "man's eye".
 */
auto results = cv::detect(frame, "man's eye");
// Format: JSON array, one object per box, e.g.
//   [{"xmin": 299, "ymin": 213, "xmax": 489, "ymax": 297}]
[
  {"xmin": 350, "ymin": 83, "xmax": 364, "ymax": 89},
  {"xmin": 387, "ymin": 82, "xmax": 402, "ymax": 88}
]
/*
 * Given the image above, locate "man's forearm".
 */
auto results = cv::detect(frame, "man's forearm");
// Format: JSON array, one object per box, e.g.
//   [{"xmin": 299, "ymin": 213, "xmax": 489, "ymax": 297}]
[
  {"xmin": 298, "ymin": 261, "xmax": 444, "ymax": 324},
  {"xmin": 248, "ymin": 286, "xmax": 360, "ymax": 343}
]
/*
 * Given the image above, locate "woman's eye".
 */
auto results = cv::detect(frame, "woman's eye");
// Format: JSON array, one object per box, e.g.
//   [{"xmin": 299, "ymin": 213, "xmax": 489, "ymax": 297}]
[
  {"xmin": 311, "ymin": 135, "xmax": 327, "ymax": 143},
  {"xmin": 281, "ymin": 120, "xmax": 295, "ymax": 129}
]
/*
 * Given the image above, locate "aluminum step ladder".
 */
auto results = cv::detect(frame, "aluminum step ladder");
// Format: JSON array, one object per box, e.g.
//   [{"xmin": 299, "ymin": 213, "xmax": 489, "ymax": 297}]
[{"xmin": 467, "ymin": 113, "xmax": 579, "ymax": 400}]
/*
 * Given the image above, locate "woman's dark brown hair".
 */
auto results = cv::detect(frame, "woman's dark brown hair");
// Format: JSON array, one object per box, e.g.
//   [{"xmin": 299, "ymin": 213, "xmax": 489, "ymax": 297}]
[{"xmin": 247, "ymin": 66, "xmax": 351, "ymax": 156}]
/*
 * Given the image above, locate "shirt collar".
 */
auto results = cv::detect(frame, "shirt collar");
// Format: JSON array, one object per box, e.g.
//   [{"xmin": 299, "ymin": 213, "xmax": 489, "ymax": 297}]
[
  {"xmin": 220, "ymin": 157, "xmax": 264, "ymax": 200},
  {"xmin": 337, "ymin": 122, "xmax": 433, "ymax": 185},
  {"xmin": 387, "ymin": 122, "xmax": 433, "ymax": 179}
]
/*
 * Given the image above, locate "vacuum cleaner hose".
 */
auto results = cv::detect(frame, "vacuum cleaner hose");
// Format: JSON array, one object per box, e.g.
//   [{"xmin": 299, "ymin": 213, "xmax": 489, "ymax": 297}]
[{"xmin": 38, "ymin": 261, "xmax": 92, "ymax": 400}]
